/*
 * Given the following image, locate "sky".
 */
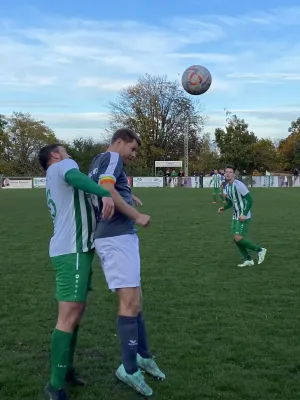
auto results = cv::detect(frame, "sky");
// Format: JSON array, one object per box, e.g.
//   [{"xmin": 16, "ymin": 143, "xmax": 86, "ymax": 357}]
[{"xmin": 1, "ymin": 0, "xmax": 300, "ymax": 142}]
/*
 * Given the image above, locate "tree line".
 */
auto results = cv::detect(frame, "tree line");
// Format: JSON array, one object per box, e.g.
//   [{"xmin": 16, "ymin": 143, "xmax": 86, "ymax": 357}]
[{"xmin": 1, "ymin": 74, "xmax": 300, "ymax": 177}]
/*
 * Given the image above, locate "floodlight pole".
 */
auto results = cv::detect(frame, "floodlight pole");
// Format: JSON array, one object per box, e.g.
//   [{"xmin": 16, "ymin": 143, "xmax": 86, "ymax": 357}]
[
  {"xmin": 184, "ymin": 121, "xmax": 189, "ymax": 177},
  {"xmin": 183, "ymin": 116, "xmax": 198, "ymax": 177}
]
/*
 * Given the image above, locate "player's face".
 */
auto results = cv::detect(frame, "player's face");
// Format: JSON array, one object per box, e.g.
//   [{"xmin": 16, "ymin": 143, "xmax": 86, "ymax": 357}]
[
  {"xmin": 120, "ymin": 139, "xmax": 139, "ymax": 164},
  {"xmin": 214, "ymin": 169, "xmax": 218, "ymax": 174},
  {"xmin": 58, "ymin": 146, "xmax": 70, "ymax": 160},
  {"xmin": 50, "ymin": 146, "xmax": 70, "ymax": 163},
  {"xmin": 225, "ymin": 168, "xmax": 235, "ymax": 182}
]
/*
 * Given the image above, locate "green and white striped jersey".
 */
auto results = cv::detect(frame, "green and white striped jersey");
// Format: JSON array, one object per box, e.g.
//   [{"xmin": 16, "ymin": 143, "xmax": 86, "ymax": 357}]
[
  {"xmin": 46, "ymin": 159, "xmax": 96, "ymax": 257},
  {"xmin": 210, "ymin": 173, "xmax": 222, "ymax": 188},
  {"xmin": 225, "ymin": 179, "xmax": 251, "ymax": 220}
]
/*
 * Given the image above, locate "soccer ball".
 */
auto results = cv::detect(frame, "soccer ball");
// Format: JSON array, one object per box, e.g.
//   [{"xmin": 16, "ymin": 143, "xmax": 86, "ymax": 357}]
[{"xmin": 181, "ymin": 65, "xmax": 212, "ymax": 95}]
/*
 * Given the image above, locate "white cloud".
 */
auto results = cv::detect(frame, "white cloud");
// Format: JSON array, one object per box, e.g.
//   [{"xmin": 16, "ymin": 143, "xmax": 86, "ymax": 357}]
[
  {"xmin": 168, "ymin": 52, "xmax": 236, "ymax": 63},
  {"xmin": 55, "ymin": 128, "xmax": 107, "ymax": 141},
  {"xmin": 30, "ymin": 112, "xmax": 110, "ymax": 141},
  {"xmin": 0, "ymin": 7, "xmax": 300, "ymax": 142},
  {"xmin": 78, "ymin": 77, "xmax": 136, "ymax": 91},
  {"xmin": 0, "ymin": 74, "xmax": 56, "ymax": 87},
  {"xmin": 20, "ymin": 107, "xmax": 293, "ymax": 142},
  {"xmin": 205, "ymin": 107, "xmax": 298, "ymax": 140},
  {"xmin": 229, "ymin": 107, "xmax": 300, "ymax": 122},
  {"xmin": 34, "ymin": 112, "xmax": 109, "ymax": 121},
  {"xmin": 0, "ymin": 9, "xmax": 298, "ymax": 92},
  {"xmin": 0, "ymin": 16, "xmax": 228, "ymax": 94},
  {"xmin": 206, "ymin": 114, "xmax": 289, "ymax": 140},
  {"xmin": 215, "ymin": 6, "xmax": 300, "ymax": 27},
  {"xmin": 231, "ymin": 107, "xmax": 300, "ymax": 114},
  {"xmin": 227, "ymin": 73, "xmax": 300, "ymax": 82}
]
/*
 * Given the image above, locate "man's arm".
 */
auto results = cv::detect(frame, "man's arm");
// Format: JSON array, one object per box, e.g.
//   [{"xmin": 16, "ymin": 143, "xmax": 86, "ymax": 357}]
[
  {"xmin": 100, "ymin": 182, "xmax": 140, "ymax": 220},
  {"xmin": 65, "ymin": 169, "xmax": 112, "ymax": 198},
  {"xmin": 91, "ymin": 152, "xmax": 141, "ymax": 220},
  {"xmin": 242, "ymin": 192, "xmax": 252, "ymax": 215},
  {"xmin": 132, "ymin": 194, "xmax": 143, "ymax": 206},
  {"xmin": 224, "ymin": 198, "xmax": 233, "ymax": 210},
  {"xmin": 237, "ymin": 181, "xmax": 253, "ymax": 215}
]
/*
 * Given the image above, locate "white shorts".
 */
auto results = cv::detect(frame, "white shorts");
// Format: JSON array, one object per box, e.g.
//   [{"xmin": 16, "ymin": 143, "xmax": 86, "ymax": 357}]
[{"xmin": 94, "ymin": 233, "xmax": 140, "ymax": 290}]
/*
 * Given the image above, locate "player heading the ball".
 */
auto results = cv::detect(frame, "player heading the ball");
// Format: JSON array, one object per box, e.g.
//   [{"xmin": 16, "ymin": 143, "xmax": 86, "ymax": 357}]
[{"xmin": 89, "ymin": 128, "xmax": 165, "ymax": 397}]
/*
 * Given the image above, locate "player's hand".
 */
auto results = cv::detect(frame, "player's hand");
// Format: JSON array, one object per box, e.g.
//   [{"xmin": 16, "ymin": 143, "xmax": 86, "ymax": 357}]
[
  {"xmin": 101, "ymin": 197, "xmax": 115, "ymax": 219},
  {"xmin": 132, "ymin": 195, "xmax": 143, "ymax": 207},
  {"xmin": 239, "ymin": 215, "xmax": 246, "ymax": 222},
  {"xmin": 135, "ymin": 213, "xmax": 150, "ymax": 227},
  {"xmin": 218, "ymin": 207, "xmax": 224, "ymax": 214}
]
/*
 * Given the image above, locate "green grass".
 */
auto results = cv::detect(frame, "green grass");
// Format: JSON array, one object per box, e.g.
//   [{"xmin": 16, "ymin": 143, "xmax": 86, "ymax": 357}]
[{"xmin": 1, "ymin": 187, "xmax": 300, "ymax": 399}]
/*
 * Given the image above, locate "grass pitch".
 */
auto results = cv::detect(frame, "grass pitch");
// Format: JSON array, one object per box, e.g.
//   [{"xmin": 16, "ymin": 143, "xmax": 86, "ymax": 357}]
[{"xmin": 0, "ymin": 187, "xmax": 300, "ymax": 399}]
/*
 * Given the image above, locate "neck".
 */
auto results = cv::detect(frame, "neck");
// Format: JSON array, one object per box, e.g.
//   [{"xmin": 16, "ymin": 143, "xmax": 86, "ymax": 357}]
[{"xmin": 107, "ymin": 144, "xmax": 121, "ymax": 156}]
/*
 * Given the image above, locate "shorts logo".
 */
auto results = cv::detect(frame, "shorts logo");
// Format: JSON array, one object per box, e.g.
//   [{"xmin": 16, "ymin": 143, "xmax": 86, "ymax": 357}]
[{"xmin": 75, "ymin": 274, "xmax": 80, "ymax": 295}]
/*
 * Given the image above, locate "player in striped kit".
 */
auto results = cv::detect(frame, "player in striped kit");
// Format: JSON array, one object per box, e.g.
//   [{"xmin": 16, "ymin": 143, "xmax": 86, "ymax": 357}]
[
  {"xmin": 218, "ymin": 165, "xmax": 267, "ymax": 268},
  {"xmin": 209, "ymin": 169, "xmax": 223, "ymax": 204},
  {"xmin": 219, "ymin": 168, "xmax": 226, "ymax": 203},
  {"xmin": 39, "ymin": 144, "xmax": 114, "ymax": 400}
]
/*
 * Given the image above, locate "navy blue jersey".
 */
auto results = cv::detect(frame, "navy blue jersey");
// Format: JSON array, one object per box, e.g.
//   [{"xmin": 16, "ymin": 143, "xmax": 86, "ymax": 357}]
[{"xmin": 89, "ymin": 151, "xmax": 136, "ymax": 238}]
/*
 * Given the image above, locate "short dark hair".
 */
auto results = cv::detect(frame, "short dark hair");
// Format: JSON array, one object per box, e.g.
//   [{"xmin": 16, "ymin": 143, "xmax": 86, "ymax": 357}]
[
  {"xmin": 111, "ymin": 128, "xmax": 141, "ymax": 146},
  {"xmin": 225, "ymin": 165, "xmax": 236, "ymax": 172},
  {"xmin": 38, "ymin": 143, "xmax": 61, "ymax": 171}
]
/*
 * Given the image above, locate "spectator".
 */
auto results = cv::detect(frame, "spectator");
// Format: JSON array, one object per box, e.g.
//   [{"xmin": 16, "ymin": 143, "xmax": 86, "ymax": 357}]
[
  {"xmin": 178, "ymin": 170, "xmax": 184, "ymax": 187},
  {"xmin": 284, "ymin": 176, "xmax": 288, "ymax": 187},
  {"xmin": 170, "ymin": 170, "xmax": 178, "ymax": 187},
  {"xmin": 165, "ymin": 169, "xmax": 171, "ymax": 187}
]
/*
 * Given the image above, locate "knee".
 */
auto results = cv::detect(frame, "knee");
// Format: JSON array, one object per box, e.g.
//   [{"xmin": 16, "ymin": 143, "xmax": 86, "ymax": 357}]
[
  {"xmin": 234, "ymin": 234, "xmax": 242, "ymax": 242},
  {"xmin": 118, "ymin": 288, "xmax": 140, "ymax": 316},
  {"xmin": 57, "ymin": 302, "xmax": 85, "ymax": 331}
]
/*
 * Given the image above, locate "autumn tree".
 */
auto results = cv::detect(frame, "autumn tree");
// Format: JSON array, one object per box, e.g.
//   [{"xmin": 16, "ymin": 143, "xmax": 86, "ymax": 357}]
[
  {"xmin": 0, "ymin": 114, "xmax": 9, "ymax": 174},
  {"xmin": 278, "ymin": 117, "xmax": 300, "ymax": 169},
  {"xmin": 108, "ymin": 74, "xmax": 205, "ymax": 171},
  {"xmin": 66, "ymin": 137, "xmax": 108, "ymax": 174},
  {"xmin": 214, "ymin": 110, "xmax": 258, "ymax": 171},
  {"xmin": 189, "ymin": 133, "xmax": 219, "ymax": 173},
  {"xmin": 252, "ymin": 139, "xmax": 278, "ymax": 171},
  {"xmin": 0, "ymin": 112, "xmax": 57, "ymax": 175},
  {"xmin": 288, "ymin": 117, "xmax": 300, "ymax": 136}
]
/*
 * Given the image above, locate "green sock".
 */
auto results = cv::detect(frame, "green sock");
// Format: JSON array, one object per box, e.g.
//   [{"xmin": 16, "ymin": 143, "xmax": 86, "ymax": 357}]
[
  {"xmin": 235, "ymin": 242, "xmax": 251, "ymax": 260},
  {"xmin": 213, "ymin": 194, "xmax": 216, "ymax": 201},
  {"xmin": 239, "ymin": 238, "xmax": 262, "ymax": 252},
  {"xmin": 50, "ymin": 329, "xmax": 73, "ymax": 389},
  {"xmin": 68, "ymin": 325, "xmax": 80, "ymax": 372}
]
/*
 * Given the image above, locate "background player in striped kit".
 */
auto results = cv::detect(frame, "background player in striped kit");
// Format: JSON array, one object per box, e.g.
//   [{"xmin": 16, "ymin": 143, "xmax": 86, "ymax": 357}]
[
  {"xmin": 209, "ymin": 169, "xmax": 223, "ymax": 204},
  {"xmin": 219, "ymin": 168, "xmax": 226, "ymax": 203},
  {"xmin": 218, "ymin": 165, "xmax": 267, "ymax": 268},
  {"xmin": 39, "ymin": 144, "xmax": 114, "ymax": 400}
]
